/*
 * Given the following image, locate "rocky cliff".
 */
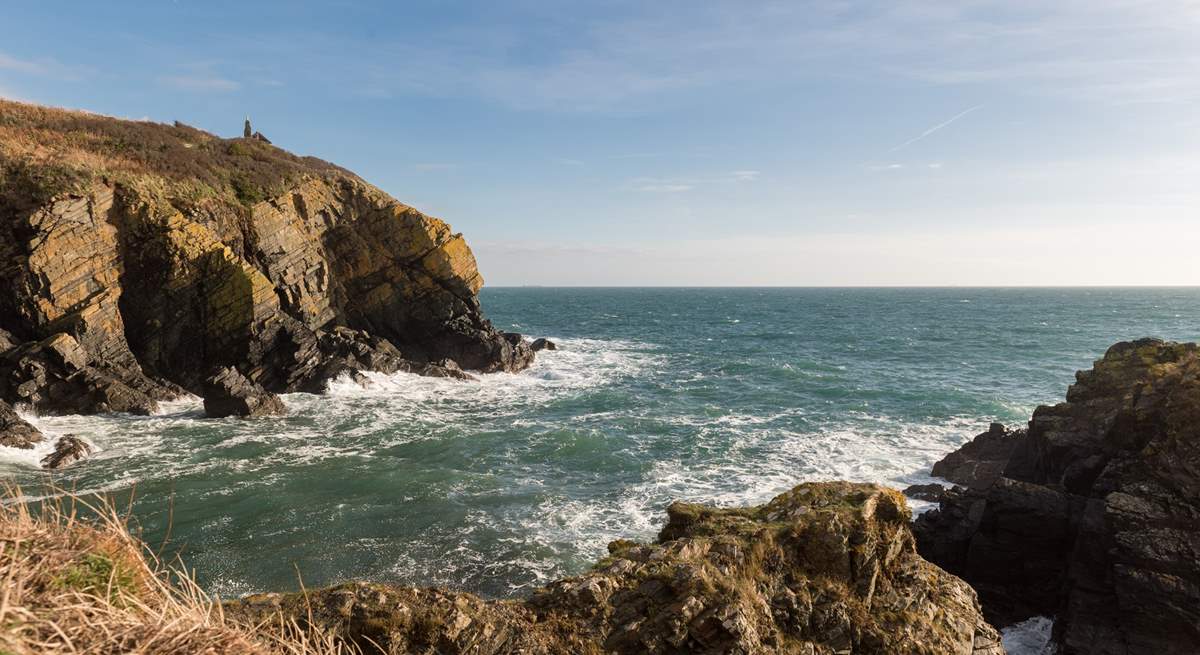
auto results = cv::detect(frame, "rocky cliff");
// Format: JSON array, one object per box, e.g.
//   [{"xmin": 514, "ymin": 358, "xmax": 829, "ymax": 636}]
[
  {"xmin": 229, "ymin": 482, "xmax": 1004, "ymax": 655},
  {"xmin": 0, "ymin": 100, "xmax": 532, "ymax": 417},
  {"xmin": 914, "ymin": 339, "xmax": 1200, "ymax": 654}
]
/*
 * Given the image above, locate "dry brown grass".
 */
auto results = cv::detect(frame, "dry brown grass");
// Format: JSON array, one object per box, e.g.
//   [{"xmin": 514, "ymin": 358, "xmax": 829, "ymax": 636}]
[
  {"xmin": 0, "ymin": 487, "xmax": 360, "ymax": 655},
  {"xmin": 0, "ymin": 98, "xmax": 352, "ymax": 213}
]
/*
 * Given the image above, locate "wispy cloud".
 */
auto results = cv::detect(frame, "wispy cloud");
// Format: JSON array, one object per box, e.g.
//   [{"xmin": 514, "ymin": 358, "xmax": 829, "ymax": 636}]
[
  {"xmin": 729, "ymin": 170, "xmax": 760, "ymax": 181},
  {"xmin": 637, "ymin": 181, "xmax": 693, "ymax": 193},
  {"xmin": 888, "ymin": 105, "xmax": 983, "ymax": 153},
  {"xmin": 232, "ymin": 1, "xmax": 1200, "ymax": 112},
  {"xmin": 0, "ymin": 51, "xmax": 85, "ymax": 81},
  {"xmin": 551, "ymin": 157, "xmax": 585, "ymax": 166},
  {"xmin": 410, "ymin": 162, "xmax": 458, "ymax": 172},
  {"xmin": 0, "ymin": 52, "xmax": 46, "ymax": 75},
  {"xmin": 159, "ymin": 75, "xmax": 240, "ymax": 93}
]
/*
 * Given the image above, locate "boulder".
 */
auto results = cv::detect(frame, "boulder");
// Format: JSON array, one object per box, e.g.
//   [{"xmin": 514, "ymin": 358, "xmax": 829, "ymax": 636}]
[
  {"xmin": 931, "ymin": 422, "xmax": 1024, "ymax": 489},
  {"xmin": 41, "ymin": 435, "xmax": 92, "ymax": 469},
  {"xmin": 228, "ymin": 482, "xmax": 1004, "ymax": 655},
  {"xmin": 202, "ymin": 367, "xmax": 286, "ymax": 418},
  {"xmin": 902, "ymin": 482, "xmax": 949, "ymax": 502},
  {"xmin": 0, "ymin": 400, "xmax": 43, "ymax": 449},
  {"xmin": 530, "ymin": 337, "xmax": 557, "ymax": 352},
  {"xmin": 915, "ymin": 339, "xmax": 1200, "ymax": 654}
]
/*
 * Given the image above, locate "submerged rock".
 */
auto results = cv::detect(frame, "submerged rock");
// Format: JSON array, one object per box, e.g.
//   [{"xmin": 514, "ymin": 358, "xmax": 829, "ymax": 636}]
[
  {"xmin": 902, "ymin": 482, "xmax": 949, "ymax": 502},
  {"xmin": 41, "ymin": 435, "xmax": 92, "ymax": 469},
  {"xmin": 202, "ymin": 367, "xmax": 286, "ymax": 418},
  {"xmin": 530, "ymin": 337, "xmax": 557, "ymax": 352},
  {"xmin": 915, "ymin": 339, "xmax": 1200, "ymax": 654},
  {"xmin": 0, "ymin": 400, "xmax": 42, "ymax": 449},
  {"xmin": 229, "ymin": 481, "xmax": 1003, "ymax": 655}
]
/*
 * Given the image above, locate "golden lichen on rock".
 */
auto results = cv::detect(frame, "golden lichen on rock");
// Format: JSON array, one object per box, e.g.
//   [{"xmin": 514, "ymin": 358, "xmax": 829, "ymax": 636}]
[
  {"xmin": 0, "ymin": 98, "xmax": 533, "ymax": 417},
  {"xmin": 227, "ymin": 482, "xmax": 1006, "ymax": 655}
]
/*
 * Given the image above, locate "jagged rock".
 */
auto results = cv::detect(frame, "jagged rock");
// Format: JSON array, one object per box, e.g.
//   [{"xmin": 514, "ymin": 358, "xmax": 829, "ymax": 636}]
[
  {"xmin": 228, "ymin": 482, "xmax": 1004, "ymax": 655},
  {"xmin": 0, "ymin": 400, "xmax": 42, "ymax": 448},
  {"xmin": 0, "ymin": 328, "xmax": 15, "ymax": 354},
  {"xmin": 40, "ymin": 435, "xmax": 92, "ymax": 469},
  {"xmin": 902, "ymin": 482, "xmax": 948, "ymax": 502},
  {"xmin": 0, "ymin": 332, "xmax": 166, "ymax": 415},
  {"xmin": 530, "ymin": 337, "xmax": 557, "ymax": 352},
  {"xmin": 0, "ymin": 99, "xmax": 534, "ymax": 414},
  {"xmin": 930, "ymin": 422, "xmax": 1024, "ymax": 489},
  {"xmin": 915, "ymin": 339, "xmax": 1200, "ymax": 655},
  {"xmin": 202, "ymin": 367, "xmax": 286, "ymax": 418},
  {"xmin": 412, "ymin": 359, "xmax": 475, "ymax": 381}
]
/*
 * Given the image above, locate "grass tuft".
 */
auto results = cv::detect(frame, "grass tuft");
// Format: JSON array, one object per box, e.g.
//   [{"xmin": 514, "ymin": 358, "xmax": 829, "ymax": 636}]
[{"xmin": 0, "ymin": 485, "xmax": 360, "ymax": 655}]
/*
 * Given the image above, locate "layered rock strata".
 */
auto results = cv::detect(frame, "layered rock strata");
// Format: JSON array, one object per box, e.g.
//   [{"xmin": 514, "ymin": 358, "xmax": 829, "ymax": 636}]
[
  {"xmin": 0, "ymin": 100, "xmax": 533, "ymax": 416},
  {"xmin": 915, "ymin": 339, "xmax": 1200, "ymax": 655},
  {"xmin": 230, "ymin": 482, "xmax": 1004, "ymax": 655}
]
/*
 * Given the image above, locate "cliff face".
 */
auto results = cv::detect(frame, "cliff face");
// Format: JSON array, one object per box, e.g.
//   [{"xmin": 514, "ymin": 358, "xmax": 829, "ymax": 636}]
[
  {"xmin": 0, "ymin": 100, "xmax": 531, "ymax": 415},
  {"xmin": 914, "ymin": 339, "xmax": 1200, "ymax": 655},
  {"xmin": 229, "ymin": 482, "xmax": 1004, "ymax": 655}
]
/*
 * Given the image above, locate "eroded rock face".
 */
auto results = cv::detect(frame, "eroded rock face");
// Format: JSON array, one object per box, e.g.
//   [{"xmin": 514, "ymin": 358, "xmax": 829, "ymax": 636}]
[
  {"xmin": 914, "ymin": 339, "xmax": 1200, "ymax": 655},
  {"xmin": 228, "ymin": 482, "xmax": 1003, "ymax": 655},
  {"xmin": 0, "ymin": 103, "xmax": 533, "ymax": 415},
  {"xmin": 0, "ymin": 400, "xmax": 42, "ymax": 449},
  {"xmin": 202, "ymin": 367, "xmax": 286, "ymax": 418}
]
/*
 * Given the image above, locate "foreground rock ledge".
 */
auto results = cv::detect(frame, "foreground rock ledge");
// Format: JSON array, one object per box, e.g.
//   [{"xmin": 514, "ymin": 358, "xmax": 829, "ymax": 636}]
[
  {"xmin": 228, "ymin": 482, "xmax": 1003, "ymax": 655},
  {"xmin": 915, "ymin": 338, "xmax": 1200, "ymax": 655}
]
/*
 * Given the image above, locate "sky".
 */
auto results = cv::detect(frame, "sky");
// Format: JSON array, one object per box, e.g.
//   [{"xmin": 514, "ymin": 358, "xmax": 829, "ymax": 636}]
[{"xmin": 2, "ymin": 1, "xmax": 1199, "ymax": 286}]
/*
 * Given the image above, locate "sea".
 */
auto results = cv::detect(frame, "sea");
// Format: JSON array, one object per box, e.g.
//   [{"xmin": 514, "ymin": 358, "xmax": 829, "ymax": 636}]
[{"xmin": 4, "ymin": 287, "xmax": 1198, "ymax": 653}]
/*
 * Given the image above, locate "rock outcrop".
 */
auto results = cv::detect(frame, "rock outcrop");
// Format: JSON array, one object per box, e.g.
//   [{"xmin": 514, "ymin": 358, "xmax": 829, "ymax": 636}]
[
  {"xmin": 930, "ymin": 422, "xmax": 1022, "ymax": 490},
  {"xmin": 40, "ymin": 435, "xmax": 92, "ymax": 469},
  {"xmin": 914, "ymin": 339, "xmax": 1200, "ymax": 655},
  {"xmin": 229, "ymin": 482, "xmax": 1003, "ymax": 655},
  {"xmin": 0, "ymin": 400, "xmax": 42, "ymax": 448},
  {"xmin": 0, "ymin": 99, "xmax": 533, "ymax": 416},
  {"xmin": 202, "ymin": 367, "xmax": 286, "ymax": 418}
]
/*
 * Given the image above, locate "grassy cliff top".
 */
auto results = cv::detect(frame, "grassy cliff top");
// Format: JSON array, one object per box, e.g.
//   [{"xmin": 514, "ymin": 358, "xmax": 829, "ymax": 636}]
[{"xmin": 0, "ymin": 98, "xmax": 354, "ymax": 213}]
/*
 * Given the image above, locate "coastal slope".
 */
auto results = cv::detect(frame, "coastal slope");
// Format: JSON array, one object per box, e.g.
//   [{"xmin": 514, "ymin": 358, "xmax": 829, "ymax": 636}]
[{"xmin": 0, "ymin": 99, "xmax": 531, "ymax": 418}]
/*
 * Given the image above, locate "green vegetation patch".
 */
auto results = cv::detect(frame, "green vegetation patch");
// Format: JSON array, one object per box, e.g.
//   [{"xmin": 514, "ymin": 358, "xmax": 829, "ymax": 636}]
[{"xmin": 53, "ymin": 552, "xmax": 138, "ymax": 602}]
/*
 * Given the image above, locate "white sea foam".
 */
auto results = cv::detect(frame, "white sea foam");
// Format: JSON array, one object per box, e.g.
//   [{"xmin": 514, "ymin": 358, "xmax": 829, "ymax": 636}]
[
  {"xmin": 1002, "ymin": 616, "xmax": 1056, "ymax": 655},
  {"xmin": 1, "ymin": 334, "xmax": 1003, "ymax": 599}
]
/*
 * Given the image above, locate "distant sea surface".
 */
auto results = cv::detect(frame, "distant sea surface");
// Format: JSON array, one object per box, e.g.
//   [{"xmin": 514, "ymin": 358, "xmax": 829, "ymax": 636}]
[{"xmin": 5, "ymin": 288, "xmax": 1198, "ymax": 604}]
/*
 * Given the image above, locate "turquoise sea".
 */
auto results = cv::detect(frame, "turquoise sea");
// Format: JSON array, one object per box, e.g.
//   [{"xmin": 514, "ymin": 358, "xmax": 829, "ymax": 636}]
[{"xmin": 4, "ymin": 288, "xmax": 1198, "ymax": 605}]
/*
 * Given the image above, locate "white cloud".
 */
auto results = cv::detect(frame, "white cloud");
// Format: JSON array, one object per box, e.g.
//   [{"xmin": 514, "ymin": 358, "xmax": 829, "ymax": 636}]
[{"xmin": 729, "ymin": 170, "xmax": 760, "ymax": 181}]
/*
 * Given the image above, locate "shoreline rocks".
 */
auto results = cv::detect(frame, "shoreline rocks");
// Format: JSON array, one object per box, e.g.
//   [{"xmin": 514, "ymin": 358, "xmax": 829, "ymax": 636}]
[
  {"xmin": 0, "ymin": 400, "xmax": 43, "ymax": 449},
  {"xmin": 40, "ymin": 435, "xmax": 92, "ymax": 469},
  {"xmin": 203, "ymin": 367, "xmax": 286, "ymax": 418},
  {"xmin": 914, "ymin": 339, "xmax": 1200, "ymax": 654},
  {"xmin": 229, "ymin": 482, "xmax": 1004, "ymax": 655}
]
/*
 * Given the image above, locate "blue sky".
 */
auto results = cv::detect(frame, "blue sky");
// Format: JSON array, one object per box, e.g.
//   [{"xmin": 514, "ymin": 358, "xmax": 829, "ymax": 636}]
[{"xmin": 3, "ymin": 1, "xmax": 1199, "ymax": 285}]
